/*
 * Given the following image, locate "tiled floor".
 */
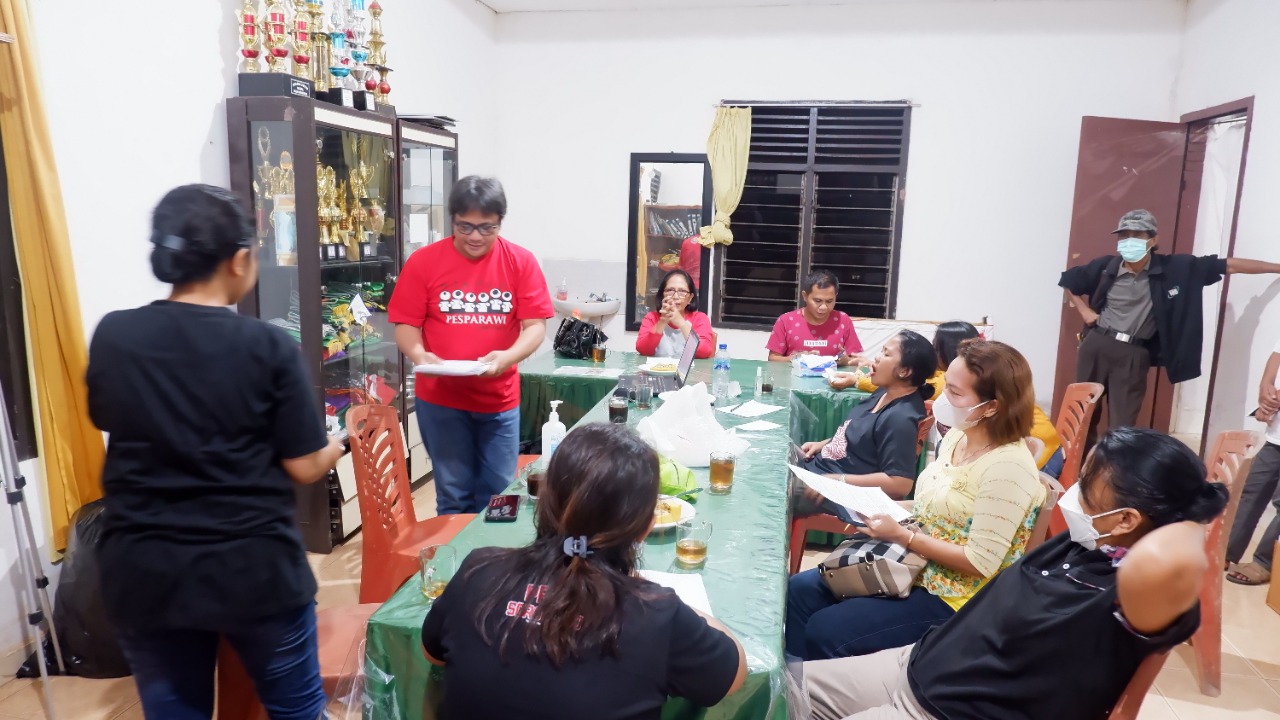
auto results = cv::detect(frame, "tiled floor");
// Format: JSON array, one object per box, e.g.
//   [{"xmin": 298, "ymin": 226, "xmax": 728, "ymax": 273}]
[{"xmin": 1, "ymin": 483, "xmax": 1277, "ymax": 719}]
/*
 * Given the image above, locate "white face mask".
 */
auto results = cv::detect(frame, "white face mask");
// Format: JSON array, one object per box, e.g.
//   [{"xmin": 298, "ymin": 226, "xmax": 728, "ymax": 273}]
[
  {"xmin": 1058, "ymin": 484, "xmax": 1130, "ymax": 551},
  {"xmin": 932, "ymin": 393, "xmax": 989, "ymax": 431}
]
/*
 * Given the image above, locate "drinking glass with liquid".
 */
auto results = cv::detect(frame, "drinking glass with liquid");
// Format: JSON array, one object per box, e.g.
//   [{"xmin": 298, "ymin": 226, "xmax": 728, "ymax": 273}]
[
  {"xmin": 675, "ymin": 519, "xmax": 712, "ymax": 569},
  {"xmin": 608, "ymin": 395, "xmax": 629, "ymax": 424},
  {"xmin": 591, "ymin": 343, "xmax": 607, "ymax": 363},
  {"xmin": 709, "ymin": 450, "xmax": 736, "ymax": 495},
  {"xmin": 635, "ymin": 386, "xmax": 653, "ymax": 410},
  {"xmin": 420, "ymin": 545, "xmax": 457, "ymax": 602}
]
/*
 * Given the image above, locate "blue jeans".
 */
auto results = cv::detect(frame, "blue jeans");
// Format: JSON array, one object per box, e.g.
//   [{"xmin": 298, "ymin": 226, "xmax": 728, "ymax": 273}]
[
  {"xmin": 416, "ymin": 398, "xmax": 520, "ymax": 515},
  {"xmin": 786, "ymin": 569, "xmax": 954, "ymax": 660},
  {"xmin": 117, "ymin": 603, "xmax": 325, "ymax": 720},
  {"xmin": 1041, "ymin": 447, "xmax": 1066, "ymax": 479}
]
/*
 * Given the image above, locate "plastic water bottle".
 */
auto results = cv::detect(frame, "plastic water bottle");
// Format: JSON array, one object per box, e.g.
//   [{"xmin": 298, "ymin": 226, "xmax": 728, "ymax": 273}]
[{"xmin": 712, "ymin": 344, "xmax": 731, "ymax": 404}]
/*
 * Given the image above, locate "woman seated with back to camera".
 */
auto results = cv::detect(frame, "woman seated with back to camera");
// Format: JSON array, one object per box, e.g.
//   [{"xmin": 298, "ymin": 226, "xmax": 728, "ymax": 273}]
[
  {"xmin": 802, "ymin": 427, "xmax": 1227, "ymax": 720},
  {"xmin": 830, "ymin": 321, "xmax": 1066, "ymax": 478},
  {"xmin": 636, "ymin": 269, "xmax": 715, "ymax": 359},
  {"xmin": 421, "ymin": 423, "xmax": 747, "ymax": 720},
  {"xmin": 798, "ymin": 330, "xmax": 937, "ymax": 500},
  {"xmin": 787, "ymin": 339, "xmax": 1045, "ymax": 661}
]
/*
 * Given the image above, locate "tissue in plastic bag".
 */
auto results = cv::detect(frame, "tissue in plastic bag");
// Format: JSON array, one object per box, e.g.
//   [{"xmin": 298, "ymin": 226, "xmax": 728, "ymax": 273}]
[
  {"xmin": 636, "ymin": 382, "xmax": 749, "ymax": 467},
  {"xmin": 791, "ymin": 354, "xmax": 838, "ymax": 377},
  {"xmin": 18, "ymin": 500, "xmax": 130, "ymax": 679}
]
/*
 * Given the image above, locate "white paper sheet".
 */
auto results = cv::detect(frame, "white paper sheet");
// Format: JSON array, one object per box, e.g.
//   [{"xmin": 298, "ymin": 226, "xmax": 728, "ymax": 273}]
[
  {"xmin": 726, "ymin": 400, "xmax": 786, "ymax": 418},
  {"xmin": 407, "ymin": 214, "xmax": 433, "ymax": 246},
  {"xmin": 788, "ymin": 464, "xmax": 913, "ymax": 522},
  {"xmin": 639, "ymin": 570, "xmax": 713, "ymax": 616},
  {"xmin": 736, "ymin": 420, "xmax": 781, "ymax": 432},
  {"xmin": 551, "ymin": 366, "xmax": 625, "ymax": 379},
  {"xmin": 413, "ymin": 360, "xmax": 491, "ymax": 376}
]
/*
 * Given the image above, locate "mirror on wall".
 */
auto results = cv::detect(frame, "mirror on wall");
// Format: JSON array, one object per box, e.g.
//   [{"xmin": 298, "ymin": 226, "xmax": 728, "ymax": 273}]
[{"xmin": 625, "ymin": 153, "xmax": 713, "ymax": 331}]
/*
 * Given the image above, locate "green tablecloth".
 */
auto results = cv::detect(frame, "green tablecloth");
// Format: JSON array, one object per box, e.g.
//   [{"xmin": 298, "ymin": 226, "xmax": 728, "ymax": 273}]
[
  {"xmin": 366, "ymin": 359, "xmax": 819, "ymax": 720},
  {"xmin": 517, "ymin": 351, "xmax": 647, "ymax": 444}
]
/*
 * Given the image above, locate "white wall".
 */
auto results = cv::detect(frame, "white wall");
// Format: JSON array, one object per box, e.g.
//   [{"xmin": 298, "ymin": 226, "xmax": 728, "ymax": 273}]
[
  {"xmin": 1175, "ymin": 0, "xmax": 1280, "ymax": 447},
  {"xmin": 494, "ymin": 0, "xmax": 1186, "ymax": 400}
]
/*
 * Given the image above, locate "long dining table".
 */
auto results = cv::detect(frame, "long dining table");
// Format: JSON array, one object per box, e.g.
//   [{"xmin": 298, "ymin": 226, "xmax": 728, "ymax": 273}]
[{"xmin": 363, "ymin": 357, "xmax": 840, "ymax": 719}]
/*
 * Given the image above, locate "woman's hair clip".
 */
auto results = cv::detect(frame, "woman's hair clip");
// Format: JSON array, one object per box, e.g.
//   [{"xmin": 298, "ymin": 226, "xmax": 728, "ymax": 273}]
[
  {"xmin": 562, "ymin": 536, "xmax": 593, "ymax": 559},
  {"xmin": 155, "ymin": 234, "xmax": 187, "ymax": 252}
]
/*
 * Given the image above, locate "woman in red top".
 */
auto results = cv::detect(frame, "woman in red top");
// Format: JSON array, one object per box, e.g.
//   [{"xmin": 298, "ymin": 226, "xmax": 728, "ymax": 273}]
[{"xmin": 636, "ymin": 269, "xmax": 714, "ymax": 359}]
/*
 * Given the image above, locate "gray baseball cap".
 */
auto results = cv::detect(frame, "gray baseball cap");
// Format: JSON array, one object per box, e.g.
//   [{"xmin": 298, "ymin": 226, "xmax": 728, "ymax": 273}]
[{"xmin": 1112, "ymin": 209, "xmax": 1157, "ymax": 235}]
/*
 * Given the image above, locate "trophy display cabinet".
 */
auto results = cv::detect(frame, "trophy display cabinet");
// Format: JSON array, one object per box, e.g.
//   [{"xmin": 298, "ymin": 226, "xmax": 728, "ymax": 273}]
[
  {"xmin": 227, "ymin": 95, "xmax": 412, "ymax": 553},
  {"xmin": 395, "ymin": 118, "xmax": 459, "ymax": 491}
]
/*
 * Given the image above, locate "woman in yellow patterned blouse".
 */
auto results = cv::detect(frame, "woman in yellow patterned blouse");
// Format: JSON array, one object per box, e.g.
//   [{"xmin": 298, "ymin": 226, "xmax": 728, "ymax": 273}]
[{"xmin": 786, "ymin": 339, "xmax": 1046, "ymax": 661}]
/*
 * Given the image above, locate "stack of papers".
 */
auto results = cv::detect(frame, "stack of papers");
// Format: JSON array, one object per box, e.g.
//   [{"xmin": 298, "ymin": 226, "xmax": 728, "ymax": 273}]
[
  {"xmin": 735, "ymin": 419, "xmax": 781, "ymax": 432},
  {"xmin": 639, "ymin": 570, "xmax": 714, "ymax": 616},
  {"xmin": 788, "ymin": 464, "xmax": 913, "ymax": 523},
  {"xmin": 413, "ymin": 360, "xmax": 491, "ymax": 376}
]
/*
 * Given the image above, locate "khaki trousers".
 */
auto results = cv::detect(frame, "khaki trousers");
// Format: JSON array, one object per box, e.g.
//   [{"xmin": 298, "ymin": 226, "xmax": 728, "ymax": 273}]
[{"xmin": 804, "ymin": 645, "xmax": 936, "ymax": 720}]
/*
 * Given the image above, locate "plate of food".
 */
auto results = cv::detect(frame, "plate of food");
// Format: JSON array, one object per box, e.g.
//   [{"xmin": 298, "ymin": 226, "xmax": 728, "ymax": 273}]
[
  {"xmin": 652, "ymin": 495, "xmax": 695, "ymax": 531},
  {"xmin": 641, "ymin": 359, "xmax": 680, "ymax": 376}
]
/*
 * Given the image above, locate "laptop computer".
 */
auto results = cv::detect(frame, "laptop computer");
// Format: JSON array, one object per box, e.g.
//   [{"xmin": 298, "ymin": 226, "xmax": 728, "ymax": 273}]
[{"xmin": 617, "ymin": 333, "xmax": 701, "ymax": 395}]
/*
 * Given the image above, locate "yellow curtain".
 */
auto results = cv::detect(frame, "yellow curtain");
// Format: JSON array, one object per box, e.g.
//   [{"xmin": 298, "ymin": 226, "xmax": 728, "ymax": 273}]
[
  {"xmin": 1, "ymin": 0, "xmax": 104, "ymax": 550},
  {"xmin": 698, "ymin": 106, "xmax": 751, "ymax": 247}
]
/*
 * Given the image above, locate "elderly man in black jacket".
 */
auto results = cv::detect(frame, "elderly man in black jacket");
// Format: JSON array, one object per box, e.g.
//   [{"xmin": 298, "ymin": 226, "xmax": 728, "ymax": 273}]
[{"xmin": 1060, "ymin": 209, "xmax": 1280, "ymax": 441}]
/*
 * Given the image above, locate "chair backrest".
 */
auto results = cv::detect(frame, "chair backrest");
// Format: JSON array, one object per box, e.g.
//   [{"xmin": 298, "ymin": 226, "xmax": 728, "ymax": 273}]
[
  {"xmin": 915, "ymin": 415, "xmax": 936, "ymax": 456},
  {"xmin": 345, "ymin": 404, "xmax": 417, "ymax": 556},
  {"xmin": 1053, "ymin": 382, "xmax": 1104, "ymax": 491},
  {"xmin": 1199, "ymin": 430, "xmax": 1259, "ymax": 616},
  {"xmin": 1024, "ymin": 436, "xmax": 1046, "ymax": 463},
  {"xmin": 1026, "ymin": 473, "xmax": 1065, "ymax": 552},
  {"xmin": 1109, "ymin": 651, "xmax": 1170, "ymax": 719}
]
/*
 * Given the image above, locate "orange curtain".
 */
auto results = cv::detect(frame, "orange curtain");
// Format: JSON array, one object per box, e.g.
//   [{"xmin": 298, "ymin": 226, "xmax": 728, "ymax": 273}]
[{"xmin": 1, "ymin": 0, "xmax": 104, "ymax": 549}]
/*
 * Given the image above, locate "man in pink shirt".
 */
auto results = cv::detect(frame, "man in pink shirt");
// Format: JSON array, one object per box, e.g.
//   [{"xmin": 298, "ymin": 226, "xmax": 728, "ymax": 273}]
[{"xmin": 766, "ymin": 270, "xmax": 862, "ymax": 365}]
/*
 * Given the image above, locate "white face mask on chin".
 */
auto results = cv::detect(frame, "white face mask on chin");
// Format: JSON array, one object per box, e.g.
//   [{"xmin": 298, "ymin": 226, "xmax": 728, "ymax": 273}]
[
  {"xmin": 932, "ymin": 393, "xmax": 989, "ymax": 431},
  {"xmin": 1058, "ymin": 483, "xmax": 1131, "ymax": 551}
]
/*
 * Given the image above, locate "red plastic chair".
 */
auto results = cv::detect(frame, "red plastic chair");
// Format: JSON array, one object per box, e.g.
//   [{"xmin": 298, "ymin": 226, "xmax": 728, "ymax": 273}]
[
  {"xmin": 1186, "ymin": 429, "xmax": 1258, "ymax": 697},
  {"xmin": 346, "ymin": 404, "xmax": 474, "ymax": 604},
  {"xmin": 1108, "ymin": 650, "xmax": 1170, "ymax": 719},
  {"xmin": 787, "ymin": 413, "xmax": 935, "ymax": 575},
  {"xmin": 1048, "ymin": 382, "xmax": 1104, "ymax": 536}
]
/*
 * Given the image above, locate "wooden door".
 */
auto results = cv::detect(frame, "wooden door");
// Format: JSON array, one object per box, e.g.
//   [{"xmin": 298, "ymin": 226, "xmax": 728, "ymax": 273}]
[{"xmin": 1052, "ymin": 117, "xmax": 1188, "ymax": 431}]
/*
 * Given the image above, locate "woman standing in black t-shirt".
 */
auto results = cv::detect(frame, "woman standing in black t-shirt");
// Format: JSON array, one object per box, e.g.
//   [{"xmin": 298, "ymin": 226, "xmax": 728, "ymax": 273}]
[
  {"xmin": 87, "ymin": 185, "xmax": 344, "ymax": 719},
  {"xmin": 422, "ymin": 423, "xmax": 748, "ymax": 720}
]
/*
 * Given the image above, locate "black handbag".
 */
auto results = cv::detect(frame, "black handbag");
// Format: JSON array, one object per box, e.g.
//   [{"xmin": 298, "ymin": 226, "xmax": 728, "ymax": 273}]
[{"xmin": 553, "ymin": 317, "xmax": 607, "ymax": 359}]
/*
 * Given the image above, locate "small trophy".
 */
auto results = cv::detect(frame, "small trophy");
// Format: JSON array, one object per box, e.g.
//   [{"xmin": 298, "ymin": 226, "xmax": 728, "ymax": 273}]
[
  {"xmin": 290, "ymin": 0, "xmax": 312, "ymax": 83},
  {"xmin": 368, "ymin": 1, "xmax": 393, "ymax": 110},
  {"xmin": 319, "ymin": 2, "xmax": 356, "ymax": 107},
  {"xmin": 238, "ymin": 0, "xmax": 315, "ymax": 97},
  {"xmin": 238, "ymin": 0, "xmax": 262, "ymax": 73},
  {"xmin": 348, "ymin": 1, "xmax": 376, "ymax": 111},
  {"xmin": 308, "ymin": 0, "xmax": 330, "ymax": 93}
]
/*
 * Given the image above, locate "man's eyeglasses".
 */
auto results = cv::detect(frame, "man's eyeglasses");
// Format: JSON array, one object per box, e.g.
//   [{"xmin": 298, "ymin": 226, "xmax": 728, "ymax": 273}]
[
  {"xmin": 663, "ymin": 289, "xmax": 692, "ymax": 297},
  {"xmin": 453, "ymin": 221, "xmax": 501, "ymax": 238}
]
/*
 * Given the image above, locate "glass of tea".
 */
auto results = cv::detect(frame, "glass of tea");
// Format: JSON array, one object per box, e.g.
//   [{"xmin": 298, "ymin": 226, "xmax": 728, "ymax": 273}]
[
  {"xmin": 608, "ymin": 395, "xmax": 629, "ymax": 424},
  {"xmin": 420, "ymin": 545, "xmax": 457, "ymax": 603},
  {"xmin": 526, "ymin": 468, "xmax": 545, "ymax": 501},
  {"xmin": 675, "ymin": 519, "xmax": 712, "ymax": 569},
  {"xmin": 709, "ymin": 450, "xmax": 736, "ymax": 495},
  {"xmin": 761, "ymin": 372, "xmax": 775, "ymax": 395},
  {"xmin": 635, "ymin": 386, "xmax": 654, "ymax": 410},
  {"xmin": 591, "ymin": 343, "xmax": 607, "ymax": 363}
]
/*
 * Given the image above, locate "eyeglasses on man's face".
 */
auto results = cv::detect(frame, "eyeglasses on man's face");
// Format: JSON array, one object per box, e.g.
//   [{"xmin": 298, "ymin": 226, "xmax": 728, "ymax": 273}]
[{"xmin": 453, "ymin": 221, "xmax": 501, "ymax": 238}]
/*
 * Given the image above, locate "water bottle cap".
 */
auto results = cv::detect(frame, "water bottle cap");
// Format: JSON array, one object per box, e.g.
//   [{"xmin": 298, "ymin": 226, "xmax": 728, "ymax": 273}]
[{"xmin": 718, "ymin": 344, "xmax": 727, "ymax": 349}]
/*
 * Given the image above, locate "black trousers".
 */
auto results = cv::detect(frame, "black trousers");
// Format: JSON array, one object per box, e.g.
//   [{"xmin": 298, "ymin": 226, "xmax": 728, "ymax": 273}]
[
  {"xmin": 1226, "ymin": 442, "xmax": 1280, "ymax": 570},
  {"xmin": 1076, "ymin": 329, "xmax": 1151, "ymax": 444}
]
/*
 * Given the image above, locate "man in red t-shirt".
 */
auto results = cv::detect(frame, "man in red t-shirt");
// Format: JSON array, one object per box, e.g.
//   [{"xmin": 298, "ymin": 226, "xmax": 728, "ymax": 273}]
[
  {"xmin": 388, "ymin": 177, "xmax": 553, "ymax": 515},
  {"xmin": 765, "ymin": 270, "xmax": 862, "ymax": 366}
]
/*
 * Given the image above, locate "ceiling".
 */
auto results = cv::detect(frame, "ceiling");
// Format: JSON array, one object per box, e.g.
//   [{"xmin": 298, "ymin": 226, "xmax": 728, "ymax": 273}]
[{"xmin": 479, "ymin": 0, "xmax": 1161, "ymax": 13}]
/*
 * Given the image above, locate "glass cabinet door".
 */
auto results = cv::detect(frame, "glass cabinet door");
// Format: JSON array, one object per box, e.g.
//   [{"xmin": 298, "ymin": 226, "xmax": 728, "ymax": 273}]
[
  {"xmin": 250, "ymin": 120, "xmax": 302, "ymax": 349},
  {"xmin": 400, "ymin": 139, "xmax": 457, "ymax": 399},
  {"xmin": 315, "ymin": 125, "xmax": 401, "ymax": 435}
]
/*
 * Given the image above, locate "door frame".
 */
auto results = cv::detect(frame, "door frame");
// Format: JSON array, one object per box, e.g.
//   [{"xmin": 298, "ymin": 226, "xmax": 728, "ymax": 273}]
[{"xmin": 1165, "ymin": 97, "xmax": 1255, "ymax": 453}]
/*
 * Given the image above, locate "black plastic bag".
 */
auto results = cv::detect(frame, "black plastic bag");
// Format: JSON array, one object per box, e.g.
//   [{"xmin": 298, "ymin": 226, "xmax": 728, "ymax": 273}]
[
  {"xmin": 553, "ymin": 317, "xmax": 607, "ymax": 360},
  {"xmin": 18, "ymin": 500, "xmax": 130, "ymax": 679}
]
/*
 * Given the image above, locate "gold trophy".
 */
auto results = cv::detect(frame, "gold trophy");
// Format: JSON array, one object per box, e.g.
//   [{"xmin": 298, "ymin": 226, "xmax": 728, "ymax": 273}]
[
  {"xmin": 368, "ymin": 1, "xmax": 393, "ymax": 107},
  {"xmin": 290, "ymin": 0, "xmax": 312, "ymax": 81},
  {"xmin": 308, "ymin": 1, "xmax": 330, "ymax": 92},
  {"xmin": 260, "ymin": 0, "xmax": 291, "ymax": 74},
  {"xmin": 238, "ymin": 0, "xmax": 262, "ymax": 73}
]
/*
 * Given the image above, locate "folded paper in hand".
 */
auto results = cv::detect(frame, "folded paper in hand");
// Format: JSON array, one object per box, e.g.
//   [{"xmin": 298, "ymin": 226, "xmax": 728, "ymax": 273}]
[
  {"xmin": 789, "ymin": 464, "xmax": 912, "ymax": 523},
  {"xmin": 793, "ymin": 355, "xmax": 838, "ymax": 377},
  {"xmin": 637, "ymin": 383, "xmax": 750, "ymax": 467},
  {"xmin": 413, "ymin": 360, "xmax": 491, "ymax": 376}
]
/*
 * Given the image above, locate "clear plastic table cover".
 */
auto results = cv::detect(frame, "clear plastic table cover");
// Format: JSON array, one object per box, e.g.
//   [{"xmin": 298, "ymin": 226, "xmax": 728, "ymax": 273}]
[{"xmin": 363, "ymin": 359, "xmax": 851, "ymax": 720}]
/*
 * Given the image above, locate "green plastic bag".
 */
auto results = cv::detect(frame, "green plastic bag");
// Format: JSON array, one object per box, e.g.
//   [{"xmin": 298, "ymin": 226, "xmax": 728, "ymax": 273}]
[{"xmin": 658, "ymin": 455, "xmax": 697, "ymax": 501}]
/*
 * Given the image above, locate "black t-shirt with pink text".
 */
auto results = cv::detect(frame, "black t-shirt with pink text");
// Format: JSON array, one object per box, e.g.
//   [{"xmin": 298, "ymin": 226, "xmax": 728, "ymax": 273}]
[{"xmin": 422, "ymin": 548, "xmax": 740, "ymax": 720}]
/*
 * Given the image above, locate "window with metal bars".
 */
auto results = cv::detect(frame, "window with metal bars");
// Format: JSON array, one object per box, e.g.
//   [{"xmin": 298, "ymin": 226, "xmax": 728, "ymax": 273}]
[
  {"xmin": 713, "ymin": 103, "xmax": 911, "ymax": 329},
  {"xmin": 0, "ymin": 132, "xmax": 36, "ymax": 461}
]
